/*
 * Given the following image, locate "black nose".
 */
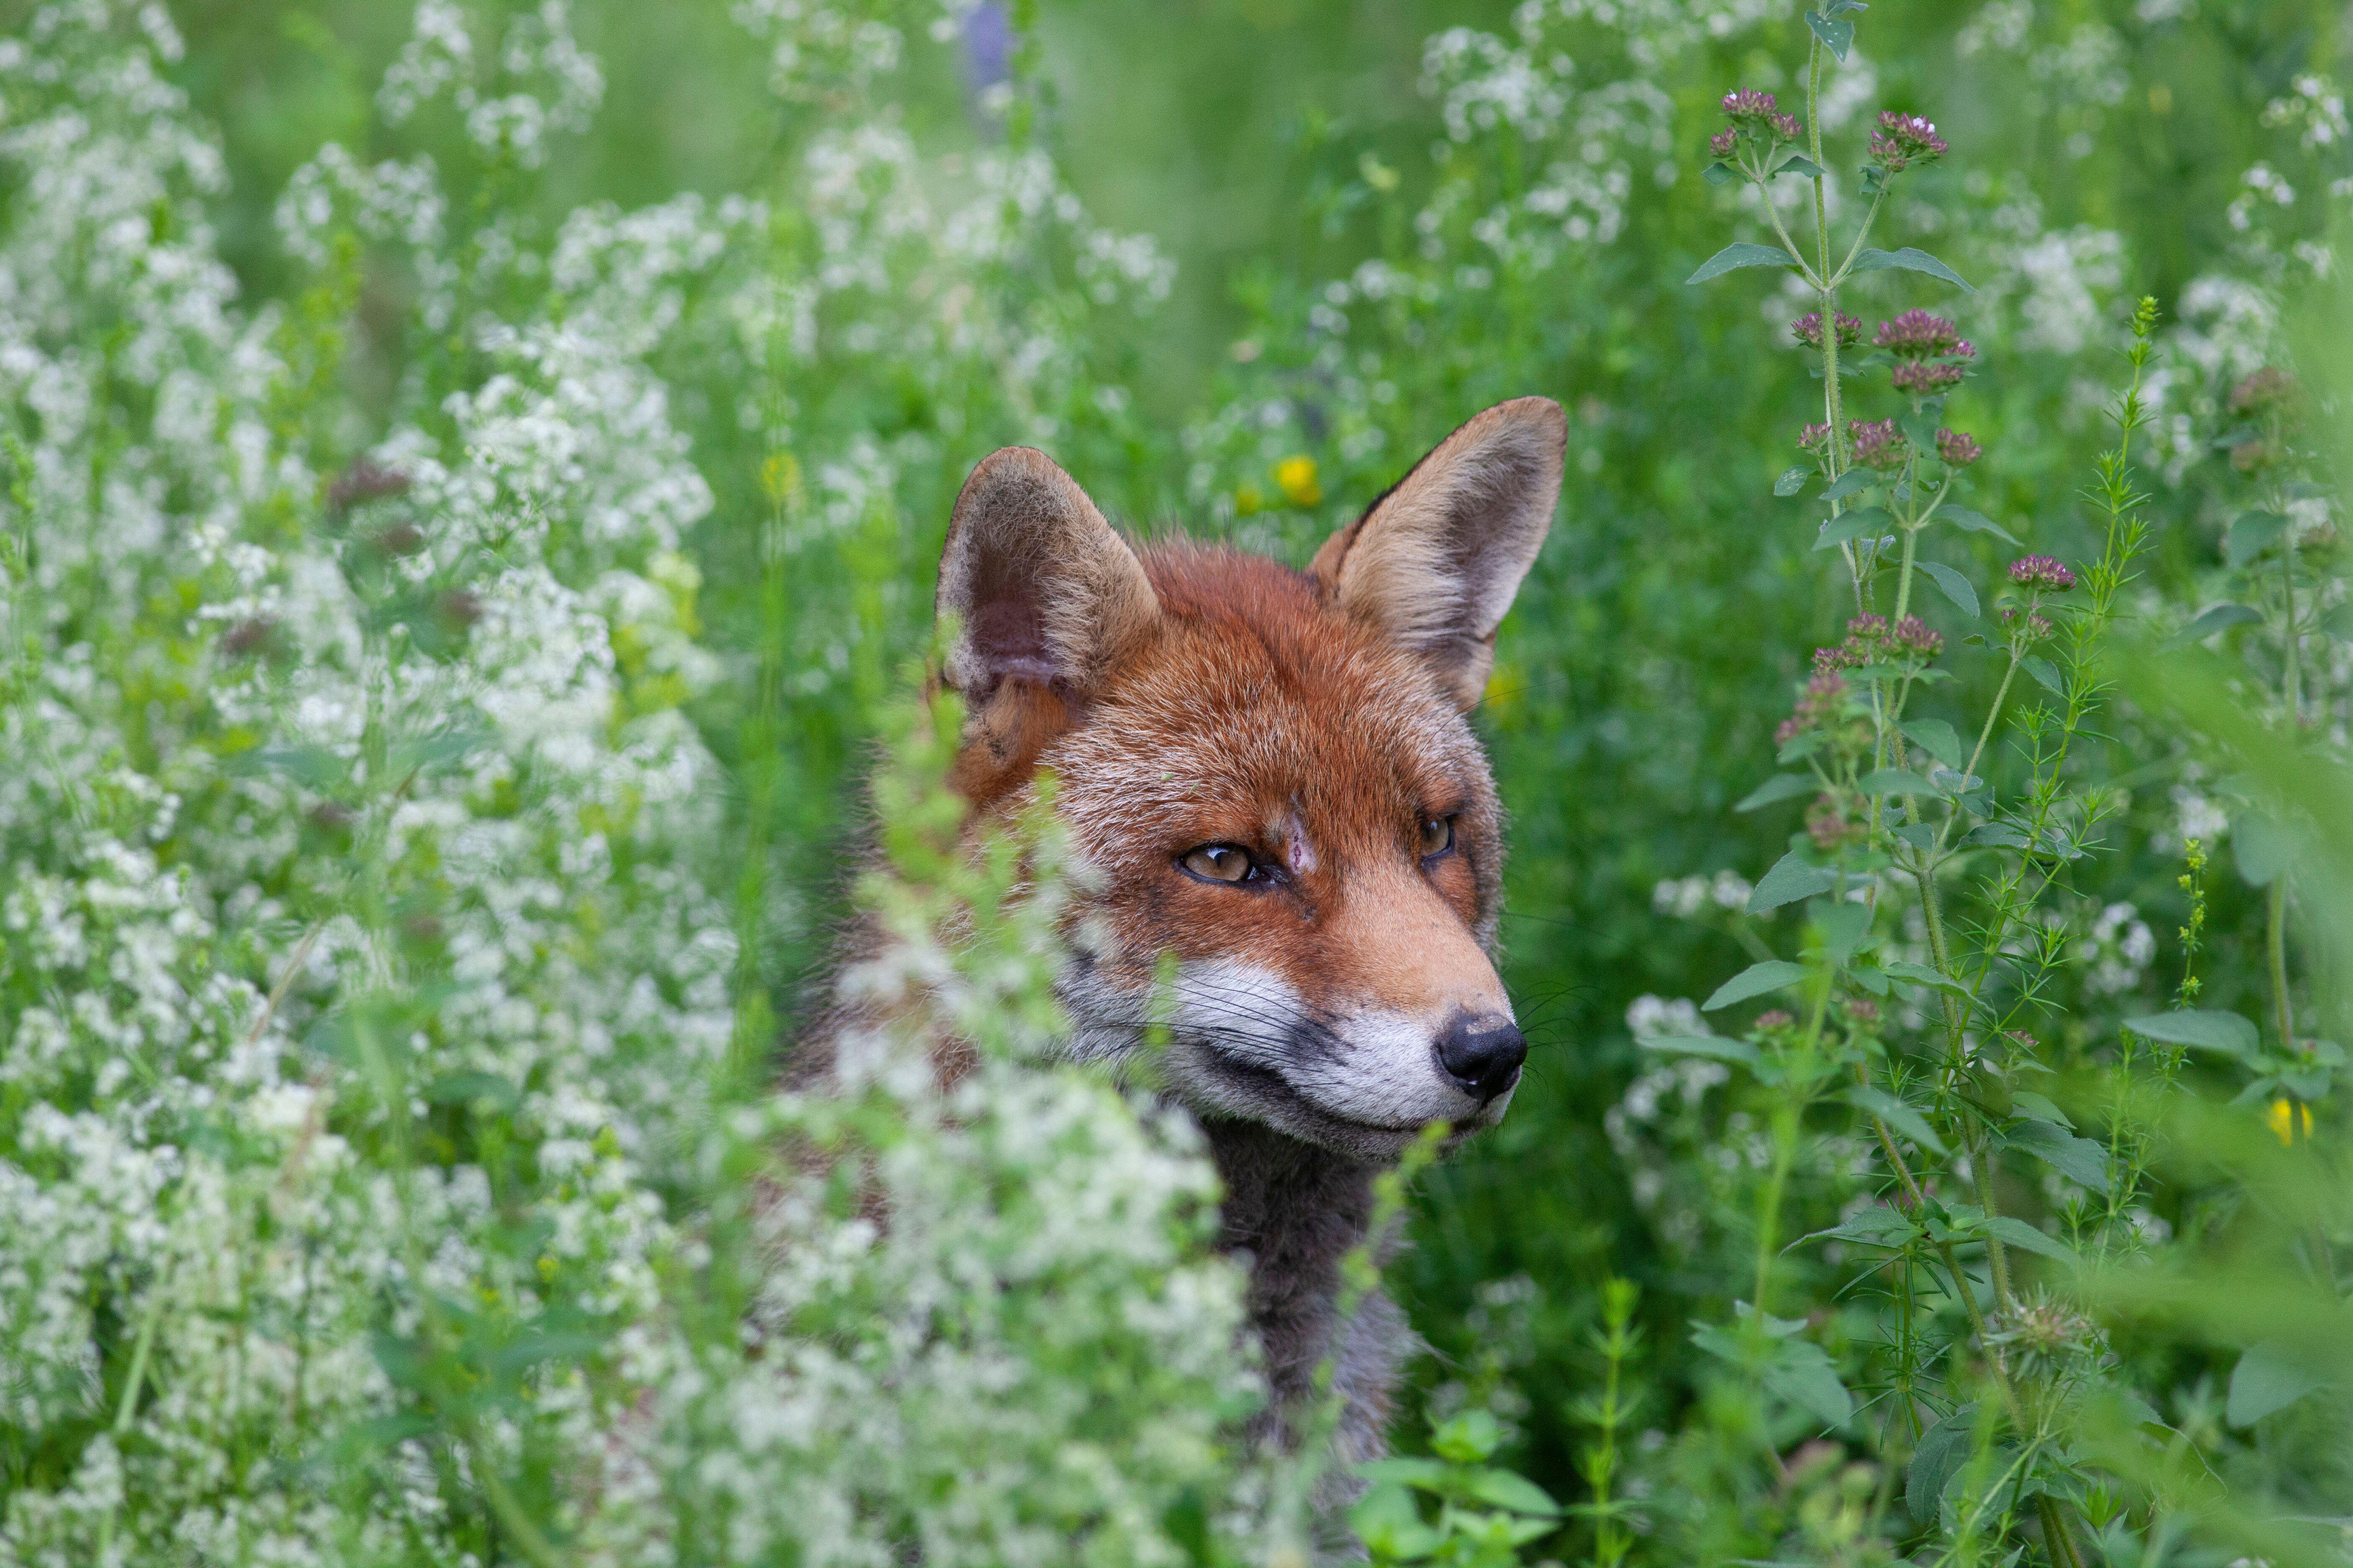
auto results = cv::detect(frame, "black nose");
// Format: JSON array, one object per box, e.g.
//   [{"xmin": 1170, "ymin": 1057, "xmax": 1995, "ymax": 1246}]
[{"xmin": 1437, "ymin": 1015, "xmax": 1526, "ymax": 1104}]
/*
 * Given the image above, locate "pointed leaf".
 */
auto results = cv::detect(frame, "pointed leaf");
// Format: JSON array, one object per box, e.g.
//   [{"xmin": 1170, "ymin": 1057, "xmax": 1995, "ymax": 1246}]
[
  {"xmin": 1847, "ymin": 246, "xmax": 1976, "ymax": 292},
  {"xmin": 1816, "ymin": 506, "xmax": 1893, "ymax": 550},
  {"xmin": 1915, "ymin": 560, "xmax": 1979, "ymax": 618},
  {"xmin": 1466, "ymin": 1468, "xmax": 1563, "ymax": 1516},
  {"xmin": 1984, "ymin": 1215, "xmax": 2077, "ymax": 1265},
  {"xmin": 1688, "ymin": 242, "xmax": 1803, "ymax": 283},
  {"xmin": 1848, "ymin": 1085, "xmax": 1949, "ymax": 1155},
  {"xmin": 1765, "ymin": 1337, "xmax": 1856, "ymax": 1428},
  {"xmin": 1736, "ymin": 773, "xmax": 1818, "ymax": 812},
  {"xmin": 1859, "ymin": 768, "xmax": 1938, "ymax": 797},
  {"xmin": 1702, "ymin": 160, "xmax": 1743, "ymax": 186},
  {"xmin": 1809, "ymin": 1204, "xmax": 1922, "ymax": 1249},
  {"xmin": 1704, "ymin": 959, "xmax": 1810, "ymax": 1011},
  {"xmin": 1774, "ymin": 464, "xmax": 1812, "ymax": 497},
  {"xmin": 2022, "ymin": 655, "xmax": 2065, "ymax": 695},
  {"xmin": 1804, "ymin": 8, "xmax": 1855, "ymax": 60},
  {"xmin": 2162, "ymin": 602, "xmax": 2262, "ymax": 649},
  {"xmin": 1900, "ymin": 717, "xmax": 1962, "ymax": 771},
  {"xmin": 1908, "ymin": 1406, "xmax": 1977, "ymax": 1525},
  {"xmin": 1880, "ymin": 959, "xmax": 1970, "ymax": 996},
  {"xmin": 1748, "ymin": 850, "xmax": 1837, "ymax": 912},
  {"xmin": 2123, "ymin": 1009, "xmax": 2258, "ymax": 1058},
  {"xmin": 1642, "ymin": 1033, "xmax": 1760, "ymax": 1066},
  {"xmin": 2000, "ymin": 1118, "xmax": 2113, "ymax": 1194},
  {"xmin": 2227, "ymin": 1343, "xmax": 2326, "ymax": 1428},
  {"xmin": 1940, "ymin": 505, "xmax": 2019, "ymax": 543},
  {"xmin": 1775, "ymin": 154, "xmax": 1828, "ymax": 179},
  {"xmin": 2225, "ymin": 509, "xmax": 2290, "ymax": 567},
  {"xmin": 1822, "ymin": 469, "xmax": 1877, "ymax": 501},
  {"xmin": 2234, "ymin": 811, "xmax": 2292, "ymax": 887}
]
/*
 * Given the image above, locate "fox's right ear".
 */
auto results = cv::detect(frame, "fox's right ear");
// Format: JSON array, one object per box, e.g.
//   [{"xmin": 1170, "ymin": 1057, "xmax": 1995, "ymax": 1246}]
[{"xmin": 936, "ymin": 446, "xmax": 1160, "ymax": 701}]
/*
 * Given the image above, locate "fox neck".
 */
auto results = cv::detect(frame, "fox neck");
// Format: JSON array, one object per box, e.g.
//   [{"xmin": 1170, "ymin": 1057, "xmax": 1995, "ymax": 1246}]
[{"xmin": 1201, "ymin": 1116, "xmax": 1410, "ymax": 1466}]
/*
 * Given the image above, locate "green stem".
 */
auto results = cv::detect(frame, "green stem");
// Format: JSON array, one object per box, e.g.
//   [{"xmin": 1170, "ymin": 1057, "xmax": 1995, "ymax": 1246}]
[
  {"xmin": 1891, "ymin": 522, "xmax": 1921, "ymax": 623},
  {"xmin": 2266, "ymin": 878, "xmax": 2294, "ymax": 1056}
]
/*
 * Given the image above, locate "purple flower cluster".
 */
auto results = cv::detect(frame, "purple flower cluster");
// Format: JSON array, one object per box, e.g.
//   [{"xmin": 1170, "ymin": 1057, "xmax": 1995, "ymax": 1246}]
[
  {"xmin": 1849, "ymin": 417, "xmax": 1908, "ymax": 469},
  {"xmin": 1791, "ymin": 310, "xmax": 1862, "ymax": 350},
  {"xmin": 1874, "ymin": 309, "xmax": 1972, "ymax": 360},
  {"xmin": 1869, "ymin": 110, "xmax": 1947, "ymax": 172},
  {"xmin": 1891, "ymin": 615, "xmax": 1942, "ymax": 658},
  {"xmin": 1713, "ymin": 87, "xmax": 1802, "ymax": 157},
  {"xmin": 2230, "ymin": 366, "xmax": 2297, "ymax": 416},
  {"xmin": 1798, "ymin": 422, "xmax": 1831, "ymax": 451},
  {"xmin": 2000, "ymin": 606, "xmax": 2056, "ymax": 641},
  {"xmin": 2008, "ymin": 555, "xmax": 2076, "ymax": 591},
  {"xmin": 1807, "ymin": 792, "xmax": 1861, "ymax": 851},
  {"xmin": 1936, "ymin": 429, "xmax": 1982, "ymax": 466},
  {"xmin": 1893, "ymin": 360, "xmax": 1967, "ymax": 393},
  {"xmin": 1776, "ymin": 669, "xmax": 1850, "ymax": 746}
]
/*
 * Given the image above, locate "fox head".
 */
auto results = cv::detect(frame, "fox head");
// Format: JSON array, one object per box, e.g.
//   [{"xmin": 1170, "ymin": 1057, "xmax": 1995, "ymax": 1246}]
[{"xmin": 936, "ymin": 397, "xmax": 1565, "ymax": 1160}]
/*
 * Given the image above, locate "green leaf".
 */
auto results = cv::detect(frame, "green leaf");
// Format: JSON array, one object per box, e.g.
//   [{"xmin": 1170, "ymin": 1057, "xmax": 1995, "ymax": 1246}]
[
  {"xmin": 1431, "ymin": 1410, "xmax": 1502, "ymax": 1463},
  {"xmin": 1908, "ymin": 1406, "xmax": 1977, "ymax": 1525},
  {"xmin": 2227, "ymin": 1343, "xmax": 2327, "ymax": 1428},
  {"xmin": 1642, "ymin": 1033, "xmax": 1760, "ymax": 1065},
  {"xmin": 1961, "ymin": 822, "xmax": 2030, "ymax": 849},
  {"xmin": 1940, "ymin": 505, "xmax": 2020, "ymax": 543},
  {"xmin": 2123, "ymin": 1009, "xmax": 2259, "ymax": 1058},
  {"xmin": 1704, "ymin": 959, "xmax": 1810, "ymax": 1011},
  {"xmin": 1748, "ymin": 850, "xmax": 1837, "ymax": 912},
  {"xmin": 1688, "ymin": 242, "xmax": 1803, "ymax": 283},
  {"xmin": 1821, "ymin": 468, "xmax": 1876, "ymax": 501},
  {"xmin": 2021, "ymin": 655, "xmax": 2065, "ymax": 695},
  {"xmin": 2234, "ymin": 811, "xmax": 2292, "ymax": 887},
  {"xmin": 1847, "ymin": 1085, "xmax": 1949, "ymax": 1156},
  {"xmin": 1815, "ymin": 506, "xmax": 1893, "ymax": 551},
  {"xmin": 1350, "ymin": 1481, "xmax": 1445, "ymax": 1560},
  {"xmin": 1914, "ymin": 560, "xmax": 1978, "ymax": 618},
  {"xmin": 1736, "ymin": 773, "xmax": 1818, "ymax": 812},
  {"xmin": 2011, "ymin": 1090, "xmax": 2072, "ymax": 1127},
  {"xmin": 1764, "ymin": 1337, "xmax": 1856, "ymax": 1428},
  {"xmin": 1357, "ymin": 1458, "xmax": 1449, "ymax": 1490},
  {"xmin": 1900, "ymin": 718, "xmax": 1962, "ymax": 771},
  {"xmin": 2323, "ymin": 602, "xmax": 2353, "ymax": 641},
  {"xmin": 1810, "ymin": 1204, "xmax": 1922, "ymax": 1249},
  {"xmin": 1774, "ymin": 464, "xmax": 1812, "ymax": 497},
  {"xmin": 1811, "ymin": 897, "xmax": 1871, "ymax": 963},
  {"xmin": 1984, "ymin": 1215, "xmax": 2076, "ymax": 1265},
  {"xmin": 1804, "ymin": 8, "xmax": 1854, "ymax": 60},
  {"xmin": 1774, "ymin": 154, "xmax": 1828, "ymax": 179},
  {"xmin": 1859, "ymin": 768, "xmax": 1938, "ymax": 797},
  {"xmin": 2225, "ymin": 508, "xmax": 2290, "ymax": 567},
  {"xmin": 1880, "ymin": 959, "xmax": 1969, "ymax": 997},
  {"xmin": 1702, "ymin": 160, "xmax": 1742, "ymax": 187},
  {"xmin": 1847, "ymin": 246, "xmax": 1976, "ymax": 292},
  {"xmin": 1465, "ymin": 1468, "xmax": 1563, "ymax": 1516},
  {"xmin": 2000, "ymin": 1118, "xmax": 2113, "ymax": 1194},
  {"xmin": 2162, "ymin": 602, "xmax": 2262, "ymax": 649}
]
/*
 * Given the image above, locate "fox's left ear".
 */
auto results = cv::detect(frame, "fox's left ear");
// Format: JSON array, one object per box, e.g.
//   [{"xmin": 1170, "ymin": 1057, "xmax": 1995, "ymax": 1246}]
[{"xmin": 1308, "ymin": 396, "xmax": 1565, "ymax": 709}]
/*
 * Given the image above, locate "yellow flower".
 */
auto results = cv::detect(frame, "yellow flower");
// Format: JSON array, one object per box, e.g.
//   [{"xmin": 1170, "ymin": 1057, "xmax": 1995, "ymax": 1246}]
[
  {"xmin": 759, "ymin": 450, "xmax": 802, "ymax": 508},
  {"xmin": 2266, "ymin": 1097, "xmax": 2313, "ymax": 1146},
  {"xmin": 1274, "ymin": 454, "xmax": 1322, "ymax": 508}
]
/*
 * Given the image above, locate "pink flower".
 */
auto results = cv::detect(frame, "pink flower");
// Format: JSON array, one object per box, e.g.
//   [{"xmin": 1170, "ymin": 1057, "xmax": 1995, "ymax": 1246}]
[
  {"xmin": 2008, "ymin": 555, "xmax": 2076, "ymax": 591},
  {"xmin": 1798, "ymin": 422, "xmax": 1832, "ymax": 450},
  {"xmin": 1936, "ymin": 429, "xmax": 1982, "ymax": 465},
  {"xmin": 1869, "ymin": 110, "xmax": 1947, "ymax": 172},
  {"xmin": 1849, "ymin": 418, "xmax": 1907, "ymax": 469},
  {"xmin": 1874, "ymin": 309, "xmax": 1970, "ymax": 360},
  {"xmin": 1791, "ymin": 310, "xmax": 1862, "ymax": 350},
  {"xmin": 1892, "ymin": 616, "xmax": 1942, "ymax": 658},
  {"xmin": 1893, "ymin": 360, "xmax": 1966, "ymax": 393}
]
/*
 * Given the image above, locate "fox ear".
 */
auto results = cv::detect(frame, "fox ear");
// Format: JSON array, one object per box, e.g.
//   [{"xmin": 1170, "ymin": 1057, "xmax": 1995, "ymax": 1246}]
[
  {"xmin": 1308, "ymin": 396, "xmax": 1565, "ymax": 709},
  {"xmin": 937, "ymin": 446, "xmax": 1160, "ymax": 700}
]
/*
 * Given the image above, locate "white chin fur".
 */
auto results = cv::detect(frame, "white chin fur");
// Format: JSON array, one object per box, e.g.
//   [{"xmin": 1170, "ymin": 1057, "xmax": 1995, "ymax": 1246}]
[{"xmin": 1116, "ymin": 958, "xmax": 1490, "ymax": 1138}]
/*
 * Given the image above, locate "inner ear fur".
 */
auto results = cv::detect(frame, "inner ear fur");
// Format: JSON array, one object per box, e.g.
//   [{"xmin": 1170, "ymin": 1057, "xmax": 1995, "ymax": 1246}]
[
  {"xmin": 936, "ymin": 445, "xmax": 1160, "ymax": 705},
  {"xmin": 1308, "ymin": 396, "xmax": 1566, "ymax": 709}
]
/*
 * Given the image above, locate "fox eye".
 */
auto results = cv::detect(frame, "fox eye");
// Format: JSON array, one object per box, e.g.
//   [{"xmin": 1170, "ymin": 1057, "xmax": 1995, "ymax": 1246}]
[
  {"xmin": 1180, "ymin": 843, "xmax": 1260, "ymax": 885},
  {"xmin": 1418, "ymin": 815, "xmax": 1456, "ymax": 859}
]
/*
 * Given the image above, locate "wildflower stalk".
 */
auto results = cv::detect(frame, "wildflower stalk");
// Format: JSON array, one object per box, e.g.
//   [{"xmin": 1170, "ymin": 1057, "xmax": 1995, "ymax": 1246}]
[{"xmin": 1577, "ymin": 1279, "xmax": 1642, "ymax": 1568}]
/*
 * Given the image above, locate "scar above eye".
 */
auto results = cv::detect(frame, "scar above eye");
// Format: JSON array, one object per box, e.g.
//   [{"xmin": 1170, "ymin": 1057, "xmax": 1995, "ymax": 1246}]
[{"xmin": 1283, "ymin": 813, "xmax": 1318, "ymax": 875}]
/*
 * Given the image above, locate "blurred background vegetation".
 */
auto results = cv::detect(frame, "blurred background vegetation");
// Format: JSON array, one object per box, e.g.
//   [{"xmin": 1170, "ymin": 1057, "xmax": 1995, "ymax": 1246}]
[{"xmin": 87, "ymin": 0, "xmax": 2353, "ymax": 1544}]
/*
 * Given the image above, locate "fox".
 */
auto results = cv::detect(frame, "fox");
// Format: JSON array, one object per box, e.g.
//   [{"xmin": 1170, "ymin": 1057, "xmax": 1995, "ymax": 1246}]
[{"xmin": 813, "ymin": 395, "xmax": 1565, "ymax": 1488}]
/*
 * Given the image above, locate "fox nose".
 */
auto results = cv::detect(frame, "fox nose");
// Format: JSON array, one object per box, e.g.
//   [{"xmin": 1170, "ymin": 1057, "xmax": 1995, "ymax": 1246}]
[{"xmin": 1436, "ymin": 1014, "xmax": 1526, "ymax": 1104}]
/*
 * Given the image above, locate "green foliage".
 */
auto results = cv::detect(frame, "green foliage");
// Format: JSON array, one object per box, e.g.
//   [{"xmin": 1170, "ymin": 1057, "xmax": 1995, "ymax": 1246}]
[{"xmin": 4, "ymin": 2, "xmax": 2353, "ymax": 1567}]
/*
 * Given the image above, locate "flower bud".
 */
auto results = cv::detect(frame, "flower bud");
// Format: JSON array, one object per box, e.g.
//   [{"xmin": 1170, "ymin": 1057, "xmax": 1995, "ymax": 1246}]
[
  {"xmin": 1935, "ymin": 429, "xmax": 1982, "ymax": 466},
  {"xmin": 1848, "ymin": 418, "xmax": 1907, "ymax": 470},
  {"xmin": 1868, "ymin": 111, "xmax": 1947, "ymax": 172},
  {"xmin": 1791, "ymin": 310, "xmax": 1861, "ymax": 350},
  {"xmin": 1891, "ymin": 615, "xmax": 1942, "ymax": 658}
]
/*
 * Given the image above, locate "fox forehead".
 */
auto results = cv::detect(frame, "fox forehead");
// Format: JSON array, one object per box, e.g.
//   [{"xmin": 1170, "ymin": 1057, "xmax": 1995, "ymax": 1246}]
[{"xmin": 1042, "ymin": 542, "xmax": 1497, "ymax": 862}]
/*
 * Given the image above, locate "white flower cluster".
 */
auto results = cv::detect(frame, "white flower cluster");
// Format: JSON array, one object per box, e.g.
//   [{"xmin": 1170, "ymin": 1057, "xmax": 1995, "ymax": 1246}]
[{"xmin": 0, "ymin": 3, "xmax": 1252, "ymax": 1563}]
